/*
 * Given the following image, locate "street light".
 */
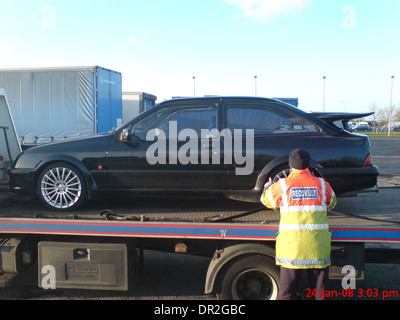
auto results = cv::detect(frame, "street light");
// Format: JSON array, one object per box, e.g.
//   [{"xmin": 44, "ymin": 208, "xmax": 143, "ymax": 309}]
[
  {"xmin": 193, "ymin": 76, "xmax": 196, "ymax": 97},
  {"xmin": 388, "ymin": 75, "xmax": 395, "ymax": 136},
  {"xmin": 254, "ymin": 75, "xmax": 257, "ymax": 96},
  {"xmin": 323, "ymin": 76, "xmax": 326, "ymax": 112}
]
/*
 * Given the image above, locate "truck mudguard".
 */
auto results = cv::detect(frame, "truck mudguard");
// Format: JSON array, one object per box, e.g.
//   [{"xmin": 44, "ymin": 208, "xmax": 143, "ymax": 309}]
[{"xmin": 205, "ymin": 242, "xmax": 276, "ymax": 294}]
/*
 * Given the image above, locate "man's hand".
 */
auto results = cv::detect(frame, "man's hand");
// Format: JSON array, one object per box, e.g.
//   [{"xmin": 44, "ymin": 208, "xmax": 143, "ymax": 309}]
[{"xmin": 264, "ymin": 177, "xmax": 273, "ymax": 189}]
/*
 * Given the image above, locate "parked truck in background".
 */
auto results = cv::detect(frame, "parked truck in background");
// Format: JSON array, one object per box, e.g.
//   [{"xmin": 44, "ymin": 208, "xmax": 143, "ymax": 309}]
[
  {"xmin": 122, "ymin": 92, "xmax": 157, "ymax": 124},
  {"xmin": 0, "ymin": 66, "xmax": 122, "ymax": 149}
]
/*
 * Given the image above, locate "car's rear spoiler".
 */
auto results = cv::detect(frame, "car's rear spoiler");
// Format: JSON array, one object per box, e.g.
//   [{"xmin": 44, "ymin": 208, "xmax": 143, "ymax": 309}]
[{"xmin": 308, "ymin": 112, "xmax": 374, "ymax": 131}]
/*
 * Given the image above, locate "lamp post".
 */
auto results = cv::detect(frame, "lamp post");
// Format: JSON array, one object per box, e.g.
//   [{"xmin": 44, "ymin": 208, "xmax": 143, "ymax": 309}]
[
  {"xmin": 193, "ymin": 76, "xmax": 196, "ymax": 97},
  {"xmin": 323, "ymin": 76, "xmax": 326, "ymax": 112},
  {"xmin": 254, "ymin": 75, "xmax": 258, "ymax": 96},
  {"xmin": 388, "ymin": 75, "xmax": 394, "ymax": 136}
]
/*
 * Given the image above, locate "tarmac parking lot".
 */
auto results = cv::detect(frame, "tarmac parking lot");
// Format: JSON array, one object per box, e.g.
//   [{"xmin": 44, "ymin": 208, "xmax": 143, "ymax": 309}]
[{"xmin": 0, "ymin": 137, "xmax": 399, "ymax": 301}]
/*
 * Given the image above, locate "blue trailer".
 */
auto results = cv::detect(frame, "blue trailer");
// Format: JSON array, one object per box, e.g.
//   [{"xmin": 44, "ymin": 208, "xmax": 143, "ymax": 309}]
[{"xmin": 0, "ymin": 66, "xmax": 122, "ymax": 147}]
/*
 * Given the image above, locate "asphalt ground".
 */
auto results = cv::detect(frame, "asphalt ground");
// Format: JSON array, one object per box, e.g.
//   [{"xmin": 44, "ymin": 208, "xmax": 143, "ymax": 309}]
[{"xmin": 0, "ymin": 137, "xmax": 398, "ymax": 302}]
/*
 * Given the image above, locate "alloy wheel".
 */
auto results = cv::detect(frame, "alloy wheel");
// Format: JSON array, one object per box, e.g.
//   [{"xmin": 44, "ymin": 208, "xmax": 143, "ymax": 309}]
[{"xmin": 40, "ymin": 166, "xmax": 82, "ymax": 209}]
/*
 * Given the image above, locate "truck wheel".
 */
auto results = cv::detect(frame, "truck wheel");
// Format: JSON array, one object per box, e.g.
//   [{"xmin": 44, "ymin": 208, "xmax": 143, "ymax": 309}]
[
  {"xmin": 217, "ymin": 254, "xmax": 280, "ymax": 300},
  {"xmin": 37, "ymin": 162, "xmax": 87, "ymax": 211}
]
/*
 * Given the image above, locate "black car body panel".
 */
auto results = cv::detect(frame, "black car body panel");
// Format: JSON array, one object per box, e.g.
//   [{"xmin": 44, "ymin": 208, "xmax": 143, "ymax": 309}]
[
  {"xmin": 8, "ymin": 134, "xmax": 113, "ymax": 198},
  {"xmin": 8, "ymin": 97, "xmax": 379, "ymax": 208}
]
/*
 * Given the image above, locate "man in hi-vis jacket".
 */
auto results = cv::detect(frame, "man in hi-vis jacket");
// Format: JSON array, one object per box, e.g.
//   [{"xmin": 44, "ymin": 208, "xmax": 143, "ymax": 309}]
[{"xmin": 261, "ymin": 148, "xmax": 337, "ymax": 300}]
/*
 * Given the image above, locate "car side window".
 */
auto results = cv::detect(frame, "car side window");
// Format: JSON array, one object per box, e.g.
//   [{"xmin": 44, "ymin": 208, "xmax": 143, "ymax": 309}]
[
  {"xmin": 130, "ymin": 108, "xmax": 171, "ymax": 140},
  {"xmin": 131, "ymin": 106, "xmax": 217, "ymax": 140},
  {"xmin": 226, "ymin": 105, "xmax": 319, "ymax": 135},
  {"xmin": 157, "ymin": 107, "xmax": 217, "ymax": 137}
]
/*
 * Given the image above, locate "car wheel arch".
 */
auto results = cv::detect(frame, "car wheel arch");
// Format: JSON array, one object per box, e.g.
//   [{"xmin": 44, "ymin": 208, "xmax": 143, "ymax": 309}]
[
  {"xmin": 255, "ymin": 155, "xmax": 289, "ymax": 190},
  {"xmin": 256, "ymin": 156, "xmax": 323, "ymax": 190},
  {"xmin": 34, "ymin": 157, "xmax": 96, "ymax": 198}
]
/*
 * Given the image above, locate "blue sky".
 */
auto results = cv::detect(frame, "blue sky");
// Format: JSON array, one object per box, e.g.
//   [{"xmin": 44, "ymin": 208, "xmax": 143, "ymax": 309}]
[{"xmin": 0, "ymin": 0, "xmax": 399, "ymax": 114}]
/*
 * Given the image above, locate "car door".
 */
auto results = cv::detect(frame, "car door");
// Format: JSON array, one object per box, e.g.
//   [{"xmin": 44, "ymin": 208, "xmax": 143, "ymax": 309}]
[{"xmin": 106, "ymin": 101, "xmax": 225, "ymax": 191}]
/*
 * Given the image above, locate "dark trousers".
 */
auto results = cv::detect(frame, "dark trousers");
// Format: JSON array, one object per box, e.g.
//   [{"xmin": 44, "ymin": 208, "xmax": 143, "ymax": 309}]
[{"xmin": 277, "ymin": 266, "xmax": 330, "ymax": 300}]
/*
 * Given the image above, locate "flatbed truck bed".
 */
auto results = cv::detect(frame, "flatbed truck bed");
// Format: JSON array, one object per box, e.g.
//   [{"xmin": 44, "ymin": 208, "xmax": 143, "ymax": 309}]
[
  {"xmin": 0, "ymin": 190, "xmax": 399, "ymax": 243},
  {"xmin": 0, "ymin": 188, "xmax": 399, "ymax": 299}
]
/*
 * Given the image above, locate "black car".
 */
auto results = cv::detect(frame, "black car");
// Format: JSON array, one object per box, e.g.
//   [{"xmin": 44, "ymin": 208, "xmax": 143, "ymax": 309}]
[
  {"xmin": 7, "ymin": 97, "xmax": 379, "ymax": 211},
  {"xmin": 391, "ymin": 125, "xmax": 400, "ymax": 132}
]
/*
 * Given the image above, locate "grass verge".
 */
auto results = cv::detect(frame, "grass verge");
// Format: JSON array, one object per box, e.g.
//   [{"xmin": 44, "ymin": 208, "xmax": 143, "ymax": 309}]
[{"xmin": 360, "ymin": 132, "xmax": 400, "ymax": 138}]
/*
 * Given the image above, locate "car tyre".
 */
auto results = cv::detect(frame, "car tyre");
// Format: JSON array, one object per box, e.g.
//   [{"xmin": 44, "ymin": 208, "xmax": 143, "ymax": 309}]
[
  {"xmin": 268, "ymin": 164, "xmax": 320, "ymax": 184},
  {"xmin": 269, "ymin": 165, "xmax": 291, "ymax": 183},
  {"xmin": 37, "ymin": 162, "xmax": 87, "ymax": 211}
]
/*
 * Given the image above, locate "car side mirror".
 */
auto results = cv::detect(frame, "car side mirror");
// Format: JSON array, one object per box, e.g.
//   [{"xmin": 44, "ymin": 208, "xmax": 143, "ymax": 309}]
[{"xmin": 120, "ymin": 128, "xmax": 132, "ymax": 142}]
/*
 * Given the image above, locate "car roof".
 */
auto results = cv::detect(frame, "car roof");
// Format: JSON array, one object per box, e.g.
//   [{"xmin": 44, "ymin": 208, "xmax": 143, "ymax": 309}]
[{"xmin": 157, "ymin": 96, "xmax": 299, "ymax": 109}]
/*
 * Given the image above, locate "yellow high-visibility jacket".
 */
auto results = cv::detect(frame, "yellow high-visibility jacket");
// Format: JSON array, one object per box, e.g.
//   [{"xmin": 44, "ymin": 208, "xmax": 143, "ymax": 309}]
[{"xmin": 261, "ymin": 169, "xmax": 337, "ymax": 269}]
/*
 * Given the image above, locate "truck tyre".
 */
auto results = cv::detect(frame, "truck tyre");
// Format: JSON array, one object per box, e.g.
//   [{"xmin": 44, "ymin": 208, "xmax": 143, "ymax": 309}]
[
  {"xmin": 216, "ymin": 254, "xmax": 280, "ymax": 300},
  {"xmin": 37, "ymin": 162, "xmax": 87, "ymax": 211}
]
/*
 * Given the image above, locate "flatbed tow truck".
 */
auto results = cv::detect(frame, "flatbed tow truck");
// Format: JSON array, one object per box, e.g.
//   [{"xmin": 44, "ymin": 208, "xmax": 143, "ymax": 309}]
[{"xmin": 0, "ymin": 186, "xmax": 399, "ymax": 300}]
